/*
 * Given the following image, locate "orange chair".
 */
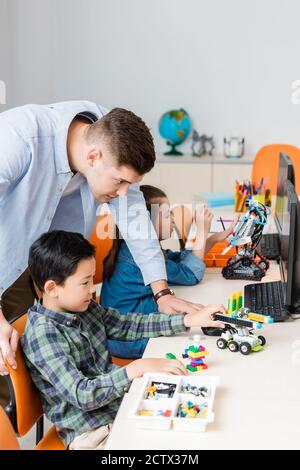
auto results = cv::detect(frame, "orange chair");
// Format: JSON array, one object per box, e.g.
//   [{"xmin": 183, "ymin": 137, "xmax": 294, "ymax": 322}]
[
  {"xmin": 89, "ymin": 213, "xmax": 115, "ymax": 285},
  {"xmin": 0, "ymin": 406, "xmax": 20, "ymax": 450},
  {"xmin": 5, "ymin": 314, "xmax": 65, "ymax": 450},
  {"xmin": 89, "ymin": 214, "xmax": 133, "ymax": 366},
  {"xmin": 0, "ymin": 406, "xmax": 63, "ymax": 451},
  {"xmin": 252, "ymin": 144, "xmax": 300, "ymax": 195},
  {"xmin": 172, "ymin": 205, "xmax": 193, "ymax": 248}
]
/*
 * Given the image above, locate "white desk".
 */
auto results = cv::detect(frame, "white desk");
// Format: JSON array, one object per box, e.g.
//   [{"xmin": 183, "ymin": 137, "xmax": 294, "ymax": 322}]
[{"xmin": 106, "ymin": 208, "xmax": 300, "ymax": 450}]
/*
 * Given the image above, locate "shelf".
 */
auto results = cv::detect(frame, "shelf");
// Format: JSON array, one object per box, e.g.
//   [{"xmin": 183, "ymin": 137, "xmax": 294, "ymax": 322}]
[{"xmin": 156, "ymin": 154, "xmax": 254, "ymax": 165}]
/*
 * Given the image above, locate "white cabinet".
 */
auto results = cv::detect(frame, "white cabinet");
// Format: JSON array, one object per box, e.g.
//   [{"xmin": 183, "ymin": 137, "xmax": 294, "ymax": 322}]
[
  {"xmin": 143, "ymin": 162, "xmax": 211, "ymax": 204},
  {"xmin": 143, "ymin": 154, "xmax": 254, "ymax": 205},
  {"xmin": 212, "ymin": 162, "xmax": 252, "ymax": 193}
]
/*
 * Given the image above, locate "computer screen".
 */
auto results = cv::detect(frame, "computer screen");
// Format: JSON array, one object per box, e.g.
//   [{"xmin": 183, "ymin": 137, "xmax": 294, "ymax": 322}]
[
  {"xmin": 275, "ymin": 153, "xmax": 295, "ymax": 233},
  {"xmin": 280, "ymin": 180, "xmax": 297, "ymax": 308},
  {"xmin": 288, "ymin": 181, "xmax": 300, "ymax": 312}
]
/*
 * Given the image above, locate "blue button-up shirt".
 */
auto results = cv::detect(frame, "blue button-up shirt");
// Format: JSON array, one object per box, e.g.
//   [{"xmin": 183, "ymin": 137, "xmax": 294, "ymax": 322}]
[{"xmin": 0, "ymin": 101, "xmax": 166, "ymax": 295}]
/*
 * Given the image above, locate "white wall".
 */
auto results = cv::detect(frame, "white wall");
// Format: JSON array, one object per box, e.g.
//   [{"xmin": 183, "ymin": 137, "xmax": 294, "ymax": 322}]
[
  {"xmin": 7, "ymin": 0, "xmax": 56, "ymax": 106},
  {"xmin": 3, "ymin": 0, "xmax": 300, "ymax": 154},
  {"xmin": 0, "ymin": 0, "xmax": 10, "ymax": 110}
]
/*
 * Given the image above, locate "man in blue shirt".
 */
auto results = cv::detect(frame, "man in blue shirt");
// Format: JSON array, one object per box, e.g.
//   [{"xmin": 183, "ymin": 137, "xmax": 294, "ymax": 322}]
[{"xmin": 0, "ymin": 100, "xmax": 203, "ymax": 405}]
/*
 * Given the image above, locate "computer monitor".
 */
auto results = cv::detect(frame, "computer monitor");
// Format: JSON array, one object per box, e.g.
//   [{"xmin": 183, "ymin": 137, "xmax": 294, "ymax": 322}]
[
  {"xmin": 275, "ymin": 153, "xmax": 295, "ymax": 233},
  {"xmin": 286, "ymin": 181, "xmax": 300, "ymax": 312},
  {"xmin": 280, "ymin": 180, "xmax": 298, "ymax": 310}
]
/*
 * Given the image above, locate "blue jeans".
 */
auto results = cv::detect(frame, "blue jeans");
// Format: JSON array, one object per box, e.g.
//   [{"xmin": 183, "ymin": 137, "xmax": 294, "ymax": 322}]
[{"xmin": 107, "ymin": 338, "xmax": 149, "ymax": 359}]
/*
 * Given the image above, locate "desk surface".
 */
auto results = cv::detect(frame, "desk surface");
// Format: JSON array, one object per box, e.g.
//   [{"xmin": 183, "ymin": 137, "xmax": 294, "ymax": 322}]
[{"xmin": 106, "ymin": 209, "xmax": 300, "ymax": 450}]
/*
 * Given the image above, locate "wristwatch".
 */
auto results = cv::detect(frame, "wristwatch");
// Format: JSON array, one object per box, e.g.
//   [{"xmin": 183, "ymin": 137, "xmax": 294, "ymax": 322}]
[{"xmin": 154, "ymin": 288, "xmax": 175, "ymax": 303}]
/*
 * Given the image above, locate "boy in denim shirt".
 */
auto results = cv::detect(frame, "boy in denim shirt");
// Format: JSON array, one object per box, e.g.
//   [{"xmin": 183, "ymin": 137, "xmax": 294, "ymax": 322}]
[{"xmin": 101, "ymin": 185, "xmax": 235, "ymax": 358}]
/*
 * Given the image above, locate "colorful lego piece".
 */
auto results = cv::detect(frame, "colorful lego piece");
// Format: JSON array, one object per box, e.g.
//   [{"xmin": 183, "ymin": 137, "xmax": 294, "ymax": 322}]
[
  {"xmin": 180, "ymin": 383, "xmax": 210, "ymax": 397},
  {"xmin": 146, "ymin": 381, "xmax": 177, "ymax": 400},
  {"xmin": 165, "ymin": 352, "xmax": 177, "ymax": 360},
  {"xmin": 139, "ymin": 409, "xmax": 172, "ymax": 417},
  {"xmin": 177, "ymin": 401, "xmax": 208, "ymax": 419},
  {"xmin": 228, "ymin": 293, "xmax": 237, "ymax": 313},
  {"xmin": 147, "ymin": 385, "xmax": 157, "ymax": 399},
  {"xmin": 182, "ymin": 341, "xmax": 209, "ymax": 372},
  {"xmin": 215, "ymin": 291, "xmax": 273, "ymax": 355},
  {"xmin": 237, "ymin": 290, "xmax": 243, "ymax": 309},
  {"xmin": 246, "ymin": 312, "xmax": 274, "ymax": 324}
]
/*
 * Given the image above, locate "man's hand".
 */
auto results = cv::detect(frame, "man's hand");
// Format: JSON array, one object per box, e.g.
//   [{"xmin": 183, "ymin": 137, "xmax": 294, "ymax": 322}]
[
  {"xmin": 126, "ymin": 357, "xmax": 188, "ymax": 381},
  {"xmin": 184, "ymin": 304, "xmax": 226, "ymax": 328},
  {"xmin": 0, "ymin": 311, "xmax": 18, "ymax": 375},
  {"xmin": 157, "ymin": 294, "xmax": 206, "ymax": 315}
]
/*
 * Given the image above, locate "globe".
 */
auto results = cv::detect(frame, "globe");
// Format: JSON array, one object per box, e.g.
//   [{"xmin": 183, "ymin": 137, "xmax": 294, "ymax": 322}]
[{"xmin": 159, "ymin": 108, "xmax": 192, "ymax": 155}]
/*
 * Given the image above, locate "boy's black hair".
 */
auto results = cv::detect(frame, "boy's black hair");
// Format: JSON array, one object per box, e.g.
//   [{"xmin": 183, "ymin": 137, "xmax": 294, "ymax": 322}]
[{"xmin": 28, "ymin": 231, "xmax": 96, "ymax": 292}]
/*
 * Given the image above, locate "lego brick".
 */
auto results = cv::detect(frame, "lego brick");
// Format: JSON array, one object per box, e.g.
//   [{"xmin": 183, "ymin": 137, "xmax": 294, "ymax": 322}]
[
  {"xmin": 215, "ymin": 313, "xmax": 254, "ymax": 328},
  {"xmin": 165, "ymin": 353, "xmax": 177, "ymax": 360},
  {"xmin": 186, "ymin": 365, "xmax": 197, "ymax": 372},
  {"xmin": 188, "ymin": 351, "xmax": 208, "ymax": 359},
  {"xmin": 252, "ymin": 344, "xmax": 263, "ymax": 352}
]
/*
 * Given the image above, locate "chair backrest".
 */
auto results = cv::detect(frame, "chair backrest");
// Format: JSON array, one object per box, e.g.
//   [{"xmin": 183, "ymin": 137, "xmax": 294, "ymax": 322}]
[
  {"xmin": 172, "ymin": 205, "xmax": 193, "ymax": 245},
  {"xmin": 6, "ymin": 314, "xmax": 44, "ymax": 436},
  {"xmin": 252, "ymin": 144, "xmax": 300, "ymax": 195},
  {"xmin": 89, "ymin": 214, "xmax": 115, "ymax": 284},
  {"xmin": 0, "ymin": 407, "xmax": 20, "ymax": 450},
  {"xmin": 111, "ymin": 356, "xmax": 133, "ymax": 367}
]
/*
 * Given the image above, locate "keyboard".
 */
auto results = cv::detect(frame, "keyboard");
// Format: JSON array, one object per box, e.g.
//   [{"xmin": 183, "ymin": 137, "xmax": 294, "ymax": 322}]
[
  {"xmin": 244, "ymin": 281, "xmax": 288, "ymax": 321},
  {"xmin": 257, "ymin": 234, "xmax": 280, "ymax": 260}
]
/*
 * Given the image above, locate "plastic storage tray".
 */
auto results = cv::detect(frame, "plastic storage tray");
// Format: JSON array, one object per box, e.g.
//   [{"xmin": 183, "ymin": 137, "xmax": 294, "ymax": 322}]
[{"xmin": 129, "ymin": 374, "xmax": 219, "ymax": 432}]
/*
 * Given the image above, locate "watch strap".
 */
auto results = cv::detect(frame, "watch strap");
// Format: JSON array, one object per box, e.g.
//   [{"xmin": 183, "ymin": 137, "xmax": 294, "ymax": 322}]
[{"xmin": 154, "ymin": 288, "xmax": 174, "ymax": 303}]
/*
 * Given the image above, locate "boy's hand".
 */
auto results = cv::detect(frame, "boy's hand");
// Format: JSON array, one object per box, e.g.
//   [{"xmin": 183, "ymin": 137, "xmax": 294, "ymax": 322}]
[
  {"xmin": 210, "ymin": 215, "xmax": 239, "ymax": 243},
  {"xmin": 126, "ymin": 358, "xmax": 188, "ymax": 381},
  {"xmin": 183, "ymin": 304, "xmax": 226, "ymax": 328}
]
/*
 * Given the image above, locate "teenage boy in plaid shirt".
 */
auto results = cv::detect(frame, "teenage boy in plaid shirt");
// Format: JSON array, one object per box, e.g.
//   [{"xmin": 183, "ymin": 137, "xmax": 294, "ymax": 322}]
[{"xmin": 21, "ymin": 230, "xmax": 225, "ymax": 450}]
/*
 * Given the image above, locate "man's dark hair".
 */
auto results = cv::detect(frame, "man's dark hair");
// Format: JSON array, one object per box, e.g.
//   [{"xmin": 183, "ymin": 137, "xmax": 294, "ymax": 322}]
[
  {"xmin": 86, "ymin": 107, "xmax": 156, "ymax": 175},
  {"xmin": 28, "ymin": 231, "xmax": 96, "ymax": 292}
]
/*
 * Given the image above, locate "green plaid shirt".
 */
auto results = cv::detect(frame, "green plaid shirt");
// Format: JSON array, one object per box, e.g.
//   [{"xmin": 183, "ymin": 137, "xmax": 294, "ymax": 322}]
[{"xmin": 21, "ymin": 300, "xmax": 187, "ymax": 446}]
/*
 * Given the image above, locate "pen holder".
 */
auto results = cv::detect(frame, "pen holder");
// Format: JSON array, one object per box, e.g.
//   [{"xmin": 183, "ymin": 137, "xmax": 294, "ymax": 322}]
[{"xmin": 234, "ymin": 193, "xmax": 247, "ymax": 213}]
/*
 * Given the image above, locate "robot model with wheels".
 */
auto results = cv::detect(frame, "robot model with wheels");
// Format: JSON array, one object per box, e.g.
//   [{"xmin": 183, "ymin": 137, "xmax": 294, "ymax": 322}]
[
  {"xmin": 221, "ymin": 199, "xmax": 270, "ymax": 281},
  {"xmin": 215, "ymin": 292, "xmax": 274, "ymax": 355}
]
